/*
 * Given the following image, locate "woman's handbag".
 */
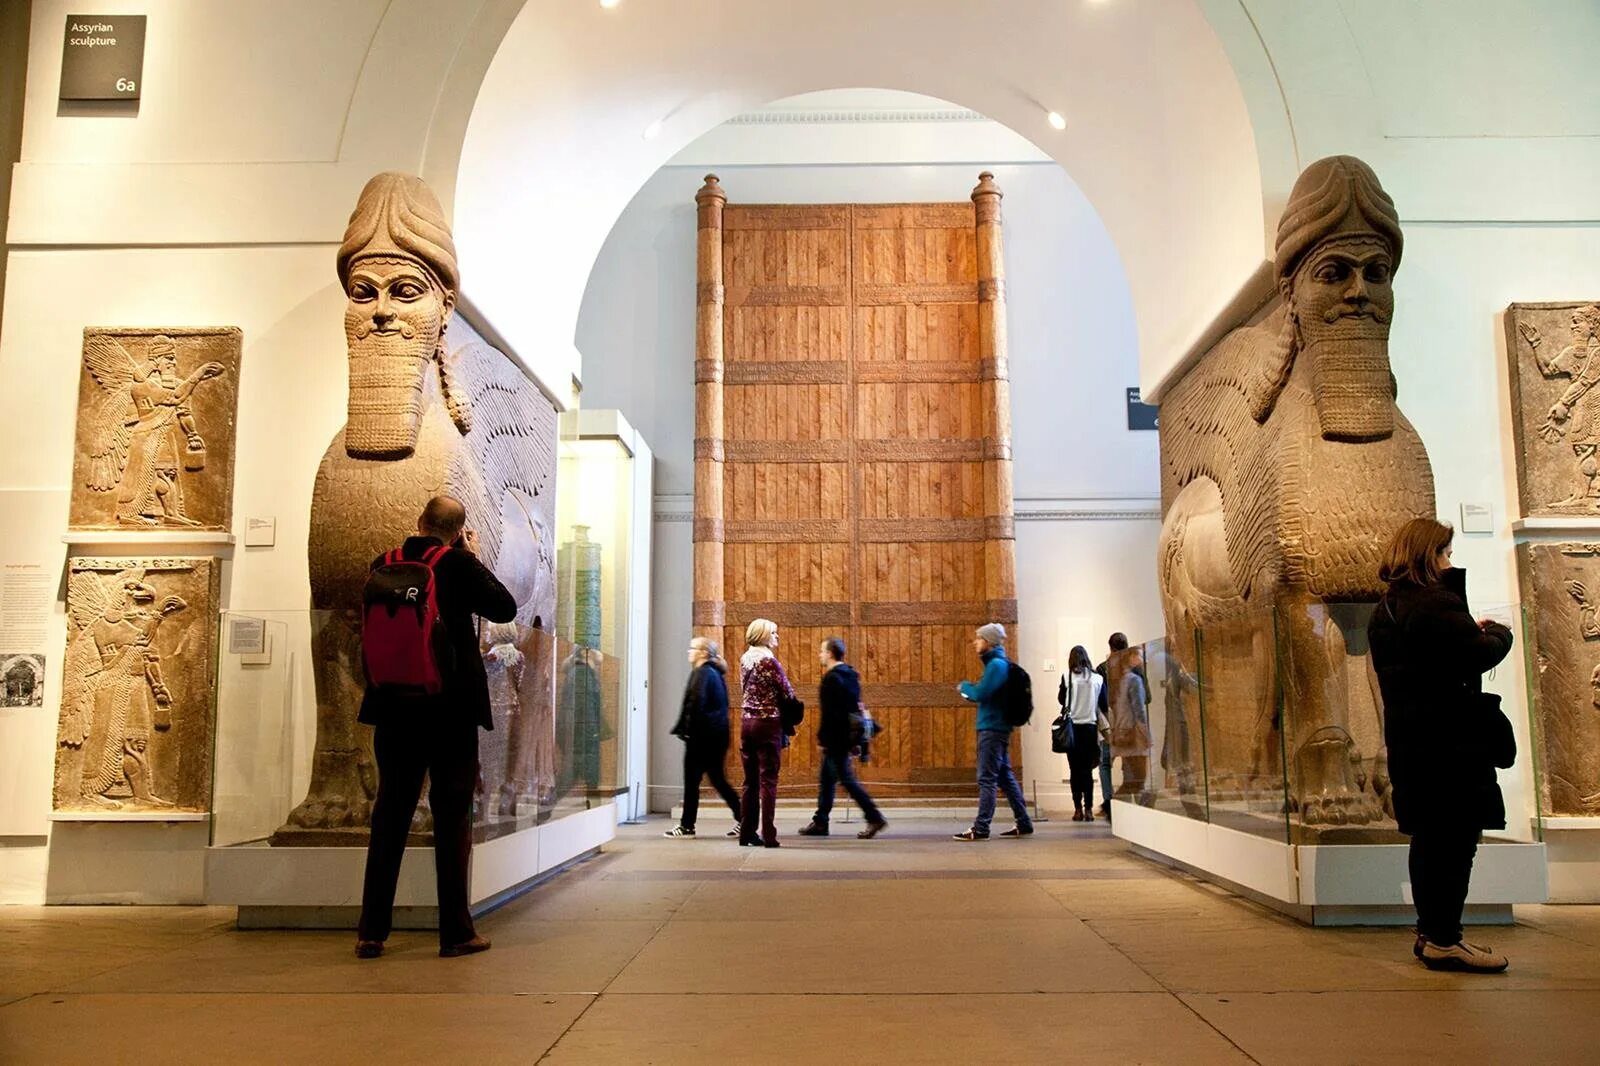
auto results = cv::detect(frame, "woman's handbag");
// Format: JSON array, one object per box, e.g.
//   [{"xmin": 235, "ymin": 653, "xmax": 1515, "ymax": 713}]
[
  {"xmin": 1050, "ymin": 712, "xmax": 1073, "ymax": 754},
  {"xmin": 1475, "ymin": 691, "xmax": 1517, "ymax": 769},
  {"xmin": 778, "ymin": 693, "xmax": 805, "ymax": 736}
]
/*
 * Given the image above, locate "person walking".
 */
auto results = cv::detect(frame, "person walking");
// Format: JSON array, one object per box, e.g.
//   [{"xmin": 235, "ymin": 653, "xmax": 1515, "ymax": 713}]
[
  {"xmin": 1107, "ymin": 645, "xmax": 1153, "ymax": 803},
  {"xmin": 1057, "ymin": 645, "xmax": 1105, "ymax": 821},
  {"xmin": 1095, "ymin": 632, "xmax": 1149, "ymax": 818},
  {"xmin": 1368, "ymin": 518, "xmax": 1515, "ymax": 973},
  {"xmin": 356, "ymin": 496, "xmax": 516, "ymax": 960},
  {"xmin": 737, "ymin": 618, "xmax": 795, "ymax": 848},
  {"xmin": 798, "ymin": 637, "xmax": 888, "ymax": 839},
  {"xmin": 664, "ymin": 637, "xmax": 741, "ymax": 838},
  {"xmin": 953, "ymin": 623, "xmax": 1034, "ymax": 841}
]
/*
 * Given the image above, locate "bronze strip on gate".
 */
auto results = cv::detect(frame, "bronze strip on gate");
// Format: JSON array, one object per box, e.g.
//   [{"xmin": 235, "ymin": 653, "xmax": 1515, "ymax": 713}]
[
  {"xmin": 722, "ymin": 440, "xmax": 849, "ymax": 462},
  {"xmin": 858, "ymin": 599, "xmax": 1018, "ymax": 625},
  {"xmin": 720, "ymin": 519, "xmax": 849, "ymax": 543},
  {"xmin": 721, "ymin": 360, "xmax": 848, "ymax": 385},
  {"xmin": 722, "ymin": 602, "xmax": 852, "ymax": 627}
]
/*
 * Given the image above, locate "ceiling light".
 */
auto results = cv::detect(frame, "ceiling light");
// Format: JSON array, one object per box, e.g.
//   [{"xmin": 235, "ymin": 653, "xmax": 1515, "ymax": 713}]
[
  {"xmin": 1046, "ymin": 111, "xmax": 1067, "ymax": 131},
  {"xmin": 642, "ymin": 120, "xmax": 662, "ymax": 141},
  {"xmin": 599, "ymin": 0, "xmax": 620, "ymax": 8}
]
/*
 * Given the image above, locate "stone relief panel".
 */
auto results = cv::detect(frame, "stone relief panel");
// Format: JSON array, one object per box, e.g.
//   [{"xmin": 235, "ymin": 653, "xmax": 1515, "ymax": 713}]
[
  {"xmin": 1505, "ymin": 302, "xmax": 1600, "ymax": 517},
  {"xmin": 1519, "ymin": 543, "xmax": 1600, "ymax": 817},
  {"xmin": 54, "ymin": 556, "xmax": 219, "ymax": 815},
  {"xmin": 68, "ymin": 327, "xmax": 242, "ymax": 533}
]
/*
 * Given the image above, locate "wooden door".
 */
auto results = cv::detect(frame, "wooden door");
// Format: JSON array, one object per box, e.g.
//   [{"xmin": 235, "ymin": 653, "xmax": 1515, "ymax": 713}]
[{"xmin": 693, "ymin": 175, "xmax": 1017, "ymax": 796}]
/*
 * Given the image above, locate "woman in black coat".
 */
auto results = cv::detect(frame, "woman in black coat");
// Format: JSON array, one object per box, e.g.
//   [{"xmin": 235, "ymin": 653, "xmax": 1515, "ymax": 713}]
[
  {"xmin": 664, "ymin": 637, "xmax": 741, "ymax": 838},
  {"xmin": 1367, "ymin": 518, "xmax": 1515, "ymax": 973}
]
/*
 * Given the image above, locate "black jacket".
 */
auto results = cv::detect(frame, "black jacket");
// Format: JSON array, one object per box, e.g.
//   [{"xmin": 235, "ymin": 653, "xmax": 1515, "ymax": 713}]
[
  {"xmin": 817, "ymin": 662, "xmax": 862, "ymax": 753},
  {"xmin": 358, "ymin": 535, "xmax": 518, "ymax": 730},
  {"xmin": 672, "ymin": 661, "xmax": 730, "ymax": 747},
  {"xmin": 1367, "ymin": 567, "xmax": 1514, "ymax": 834}
]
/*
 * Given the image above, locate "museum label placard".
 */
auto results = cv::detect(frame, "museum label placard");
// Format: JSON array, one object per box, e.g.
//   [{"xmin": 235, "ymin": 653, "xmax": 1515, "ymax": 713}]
[
  {"xmin": 59, "ymin": 15, "xmax": 145, "ymax": 101},
  {"xmin": 1126, "ymin": 387, "xmax": 1159, "ymax": 431}
]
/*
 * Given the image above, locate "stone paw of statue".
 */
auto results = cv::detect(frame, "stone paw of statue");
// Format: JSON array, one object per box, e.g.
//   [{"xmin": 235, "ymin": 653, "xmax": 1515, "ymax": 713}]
[
  {"xmin": 410, "ymin": 805, "xmax": 434, "ymax": 835},
  {"xmin": 286, "ymin": 795, "xmax": 369, "ymax": 830}
]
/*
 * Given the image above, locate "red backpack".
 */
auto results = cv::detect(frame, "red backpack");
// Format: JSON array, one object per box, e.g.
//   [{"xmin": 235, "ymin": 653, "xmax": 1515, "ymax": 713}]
[{"xmin": 361, "ymin": 544, "xmax": 453, "ymax": 694}]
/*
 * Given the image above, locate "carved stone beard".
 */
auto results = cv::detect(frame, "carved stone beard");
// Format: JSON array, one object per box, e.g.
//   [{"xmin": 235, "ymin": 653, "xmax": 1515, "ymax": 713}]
[
  {"xmin": 344, "ymin": 312, "xmax": 442, "ymax": 460},
  {"xmin": 1295, "ymin": 314, "xmax": 1394, "ymax": 442}
]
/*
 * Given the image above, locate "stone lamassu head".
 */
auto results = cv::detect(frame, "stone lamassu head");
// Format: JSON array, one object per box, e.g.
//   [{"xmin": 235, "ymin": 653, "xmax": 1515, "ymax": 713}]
[
  {"xmin": 335, "ymin": 172, "xmax": 461, "ymax": 460},
  {"xmin": 1257, "ymin": 156, "xmax": 1405, "ymax": 442}
]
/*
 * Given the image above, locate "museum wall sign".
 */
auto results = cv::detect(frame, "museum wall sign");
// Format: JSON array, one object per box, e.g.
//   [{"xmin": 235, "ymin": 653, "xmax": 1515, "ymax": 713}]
[
  {"xmin": 68, "ymin": 327, "xmax": 242, "ymax": 534},
  {"xmin": 1158, "ymin": 156, "xmax": 1434, "ymax": 832},
  {"xmin": 273, "ymin": 172, "xmax": 560, "ymax": 845},
  {"xmin": 54, "ymin": 556, "xmax": 219, "ymax": 815},
  {"xmin": 691, "ymin": 174, "xmax": 1020, "ymax": 793}
]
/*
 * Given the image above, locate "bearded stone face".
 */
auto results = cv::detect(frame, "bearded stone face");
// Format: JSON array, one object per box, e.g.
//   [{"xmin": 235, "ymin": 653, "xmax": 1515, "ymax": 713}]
[
  {"xmin": 343, "ymin": 256, "xmax": 454, "ymax": 459},
  {"xmin": 1288, "ymin": 236, "xmax": 1397, "ymax": 442}
]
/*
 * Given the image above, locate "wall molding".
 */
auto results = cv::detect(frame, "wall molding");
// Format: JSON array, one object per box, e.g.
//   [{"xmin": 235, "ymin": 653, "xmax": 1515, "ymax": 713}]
[{"xmin": 652, "ymin": 494, "xmax": 1160, "ymax": 524}]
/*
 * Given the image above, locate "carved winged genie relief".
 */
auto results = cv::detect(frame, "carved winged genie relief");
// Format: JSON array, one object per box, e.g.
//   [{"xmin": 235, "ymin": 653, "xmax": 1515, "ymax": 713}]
[
  {"xmin": 69, "ymin": 329, "xmax": 242, "ymax": 533},
  {"xmin": 1506, "ymin": 303, "xmax": 1600, "ymax": 516},
  {"xmin": 1519, "ymin": 544, "xmax": 1600, "ymax": 816},
  {"xmin": 54, "ymin": 557, "xmax": 219, "ymax": 815}
]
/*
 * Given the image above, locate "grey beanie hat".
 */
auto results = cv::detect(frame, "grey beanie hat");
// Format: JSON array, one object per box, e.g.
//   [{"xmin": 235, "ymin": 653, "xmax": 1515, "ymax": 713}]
[{"xmin": 977, "ymin": 622, "xmax": 1007, "ymax": 647}]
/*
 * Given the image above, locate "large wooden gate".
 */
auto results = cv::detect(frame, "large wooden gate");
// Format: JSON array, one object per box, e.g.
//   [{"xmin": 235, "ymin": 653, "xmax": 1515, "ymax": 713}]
[{"xmin": 692, "ymin": 174, "xmax": 1018, "ymax": 795}]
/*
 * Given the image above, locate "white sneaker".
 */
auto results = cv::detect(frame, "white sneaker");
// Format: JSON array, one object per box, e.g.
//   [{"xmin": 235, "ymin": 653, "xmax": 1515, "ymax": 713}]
[
  {"xmin": 1418, "ymin": 938, "xmax": 1508, "ymax": 973},
  {"xmin": 663, "ymin": 825, "xmax": 694, "ymax": 838}
]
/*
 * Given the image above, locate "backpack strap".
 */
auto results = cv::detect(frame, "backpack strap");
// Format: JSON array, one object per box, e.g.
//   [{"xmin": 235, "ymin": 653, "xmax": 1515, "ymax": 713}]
[
  {"xmin": 420, "ymin": 543, "xmax": 450, "ymax": 569},
  {"xmin": 374, "ymin": 548, "xmax": 401, "ymax": 570}
]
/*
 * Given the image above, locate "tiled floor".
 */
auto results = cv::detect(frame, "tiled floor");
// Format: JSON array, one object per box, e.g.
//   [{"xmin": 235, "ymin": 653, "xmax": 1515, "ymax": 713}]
[{"xmin": 2, "ymin": 818, "xmax": 1598, "ymax": 1064}]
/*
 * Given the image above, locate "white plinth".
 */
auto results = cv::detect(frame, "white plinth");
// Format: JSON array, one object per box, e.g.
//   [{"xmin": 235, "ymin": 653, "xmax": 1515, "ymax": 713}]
[
  {"xmin": 1536, "ymin": 818, "xmax": 1600, "ymax": 903},
  {"xmin": 63, "ymin": 531, "xmax": 237, "ymax": 546},
  {"xmin": 1115, "ymin": 799, "xmax": 1548, "ymax": 925},
  {"xmin": 50, "ymin": 810, "xmax": 210, "ymax": 822},
  {"xmin": 206, "ymin": 804, "xmax": 617, "ymax": 927}
]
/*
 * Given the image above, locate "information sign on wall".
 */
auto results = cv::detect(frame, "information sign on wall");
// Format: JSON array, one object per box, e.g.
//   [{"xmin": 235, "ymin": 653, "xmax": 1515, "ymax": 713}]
[
  {"xmin": 59, "ymin": 15, "xmax": 145, "ymax": 101},
  {"xmin": 1126, "ymin": 387, "xmax": 1159, "ymax": 431}
]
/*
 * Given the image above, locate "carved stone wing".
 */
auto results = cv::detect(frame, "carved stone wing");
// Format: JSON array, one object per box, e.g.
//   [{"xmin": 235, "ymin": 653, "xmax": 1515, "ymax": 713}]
[
  {"xmin": 85, "ymin": 384, "xmax": 135, "ymax": 492},
  {"xmin": 60, "ymin": 575, "xmax": 115, "ymax": 748},
  {"xmin": 82, "ymin": 334, "xmax": 140, "ymax": 393}
]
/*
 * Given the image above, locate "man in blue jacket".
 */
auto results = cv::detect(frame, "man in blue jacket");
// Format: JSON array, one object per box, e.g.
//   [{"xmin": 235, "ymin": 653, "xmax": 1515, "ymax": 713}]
[{"xmin": 953, "ymin": 623, "xmax": 1034, "ymax": 841}]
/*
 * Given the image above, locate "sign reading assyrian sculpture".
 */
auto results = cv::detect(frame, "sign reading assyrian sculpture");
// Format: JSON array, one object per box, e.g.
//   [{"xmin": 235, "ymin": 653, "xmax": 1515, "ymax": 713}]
[
  {"xmin": 1158, "ymin": 156, "xmax": 1435, "ymax": 829},
  {"xmin": 1506, "ymin": 302, "xmax": 1600, "ymax": 517},
  {"xmin": 54, "ymin": 557, "xmax": 218, "ymax": 815},
  {"xmin": 273, "ymin": 173, "xmax": 558, "ymax": 844},
  {"xmin": 69, "ymin": 328, "xmax": 241, "ymax": 533},
  {"xmin": 1519, "ymin": 543, "xmax": 1600, "ymax": 817}
]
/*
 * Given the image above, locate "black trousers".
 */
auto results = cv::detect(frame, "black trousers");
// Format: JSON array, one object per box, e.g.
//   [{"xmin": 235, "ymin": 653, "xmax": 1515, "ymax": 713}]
[
  {"xmin": 1066, "ymin": 722, "xmax": 1100, "ymax": 812},
  {"xmin": 358, "ymin": 716, "xmax": 479, "ymax": 948},
  {"xmin": 681, "ymin": 739, "xmax": 740, "ymax": 831},
  {"xmin": 1409, "ymin": 824, "xmax": 1481, "ymax": 946}
]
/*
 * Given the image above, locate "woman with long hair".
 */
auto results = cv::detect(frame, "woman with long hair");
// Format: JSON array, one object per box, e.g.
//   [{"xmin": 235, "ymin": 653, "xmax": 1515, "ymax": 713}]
[
  {"xmin": 1368, "ymin": 517, "xmax": 1515, "ymax": 972},
  {"xmin": 665, "ymin": 637, "xmax": 740, "ymax": 838},
  {"xmin": 737, "ymin": 618, "xmax": 796, "ymax": 848},
  {"xmin": 1058, "ymin": 645, "xmax": 1106, "ymax": 821}
]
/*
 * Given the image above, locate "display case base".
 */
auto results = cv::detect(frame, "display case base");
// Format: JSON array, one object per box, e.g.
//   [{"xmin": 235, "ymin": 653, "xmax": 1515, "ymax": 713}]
[
  {"xmin": 1537, "ymin": 818, "xmax": 1600, "ymax": 903},
  {"xmin": 1115, "ymin": 798, "xmax": 1547, "ymax": 926},
  {"xmin": 208, "ymin": 803, "xmax": 617, "ymax": 929}
]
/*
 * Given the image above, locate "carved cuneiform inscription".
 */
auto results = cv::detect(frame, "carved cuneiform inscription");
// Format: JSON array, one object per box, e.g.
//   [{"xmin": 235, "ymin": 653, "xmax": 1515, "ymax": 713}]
[
  {"xmin": 54, "ymin": 556, "xmax": 219, "ymax": 814},
  {"xmin": 69, "ymin": 328, "xmax": 242, "ymax": 533}
]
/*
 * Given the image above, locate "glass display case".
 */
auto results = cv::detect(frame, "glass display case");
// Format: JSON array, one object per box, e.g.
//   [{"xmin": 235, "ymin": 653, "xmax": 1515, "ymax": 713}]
[
  {"xmin": 210, "ymin": 610, "xmax": 624, "ymax": 849},
  {"xmin": 1122, "ymin": 599, "xmax": 1538, "ymax": 847}
]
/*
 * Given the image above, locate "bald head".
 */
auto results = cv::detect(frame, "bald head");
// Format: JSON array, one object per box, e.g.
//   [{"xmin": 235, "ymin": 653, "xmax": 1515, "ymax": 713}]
[{"xmin": 418, "ymin": 495, "xmax": 466, "ymax": 542}]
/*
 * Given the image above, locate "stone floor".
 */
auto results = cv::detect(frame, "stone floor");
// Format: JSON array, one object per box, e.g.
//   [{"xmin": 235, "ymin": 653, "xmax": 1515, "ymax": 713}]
[{"xmin": 3, "ymin": 817, "xmax": 1599, "ymax": 1064}]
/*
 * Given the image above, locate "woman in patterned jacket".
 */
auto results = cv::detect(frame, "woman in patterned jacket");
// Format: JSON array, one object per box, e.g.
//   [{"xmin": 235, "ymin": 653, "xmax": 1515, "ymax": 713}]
[{"xmin": 737, "ymin": 618, "xmax": 796, "ymax": 847}]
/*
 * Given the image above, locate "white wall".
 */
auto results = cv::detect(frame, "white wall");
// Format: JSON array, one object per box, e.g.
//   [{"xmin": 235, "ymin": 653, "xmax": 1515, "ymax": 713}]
[{"xmin": 576, "ymin": 159, "xmax": 1162, "ymax": 809}]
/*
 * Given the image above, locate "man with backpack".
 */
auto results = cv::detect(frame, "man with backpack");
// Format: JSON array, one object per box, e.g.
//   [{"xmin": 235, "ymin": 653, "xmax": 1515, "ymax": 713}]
[
  {"xmin": 797, "ymin": 637, "xmax": 888, "ymax": 840},
  {"xmin": 355, "ymin": 495, "xmax": 518, "ymax": 960},
  {"xmin": 953, "ymin": 622, "xmax": 1034, "ymax": 841}
]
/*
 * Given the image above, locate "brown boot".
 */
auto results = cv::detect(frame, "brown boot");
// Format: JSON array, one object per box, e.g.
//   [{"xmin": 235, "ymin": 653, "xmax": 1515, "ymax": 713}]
[{"xmin": 439, "ymin": 935, "xmax": 492, "ymax": 958}]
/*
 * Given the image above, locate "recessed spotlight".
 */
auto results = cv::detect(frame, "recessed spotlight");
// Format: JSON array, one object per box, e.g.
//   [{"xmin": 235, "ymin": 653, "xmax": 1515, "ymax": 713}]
[
  {"xmin": 643, "ymin": 120, "xmax": 662, "ymax": 141},
  {"xmin": 1046, "ymin": 111, "xmax": 1067, "ymax": 131},
  {"xmin": 600, "ymin": 0, "xmax": 620, "ymax": 8}
]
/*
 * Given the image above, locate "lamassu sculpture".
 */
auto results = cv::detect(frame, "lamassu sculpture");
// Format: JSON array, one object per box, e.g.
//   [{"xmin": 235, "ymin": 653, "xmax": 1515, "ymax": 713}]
[
  {"xmin": 1158, "ymin": 156, "xmax": 1436, "ymax": 827},
  {"xmin": 274, "ymin": 173, "xmax": 558, "ymax": 843}
]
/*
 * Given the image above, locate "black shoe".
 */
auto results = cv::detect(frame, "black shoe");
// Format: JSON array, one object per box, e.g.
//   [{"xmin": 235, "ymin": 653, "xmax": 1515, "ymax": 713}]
[
  {"xmin": 953, "ymin": 829, "xmax": 989, "ymax": 841},
  {"xmin": 857, "ymin": 820, "xmax": 887, "ymax": 839},
  {"xmin": 439, "ymin": 935, "xmax": 492, "ymax": 958},
  {"xmin": 762, "ymin": 840, "xmax": 781, "ymax": 848},
  {"xmin": 355, "ymin": 940, "xmax": 383, "ymax": 959},
  {"xmin": 1000, "ymin": 825, "xmax": 1034, "ymax": 837},
  {"xmin": 739, "ymin": 839, "xmax": 761, "ymax": 847},
  {"xmin": 797, "ymin": 821, "xmax": 829, "ymax": 836}
]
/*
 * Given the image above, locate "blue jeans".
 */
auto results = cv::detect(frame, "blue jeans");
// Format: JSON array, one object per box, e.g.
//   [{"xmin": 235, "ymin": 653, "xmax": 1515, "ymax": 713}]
[
  {"xmin": 815, "ymin": 750, "xmax": 883, "ymax": 827},
  {"xmin": 974, "ymin": 729, "xmax": 1031, "ymax": 835},
  {"xmin": 1099, "ymin": 739, "xmax": 1113, "ymax": 810}
]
